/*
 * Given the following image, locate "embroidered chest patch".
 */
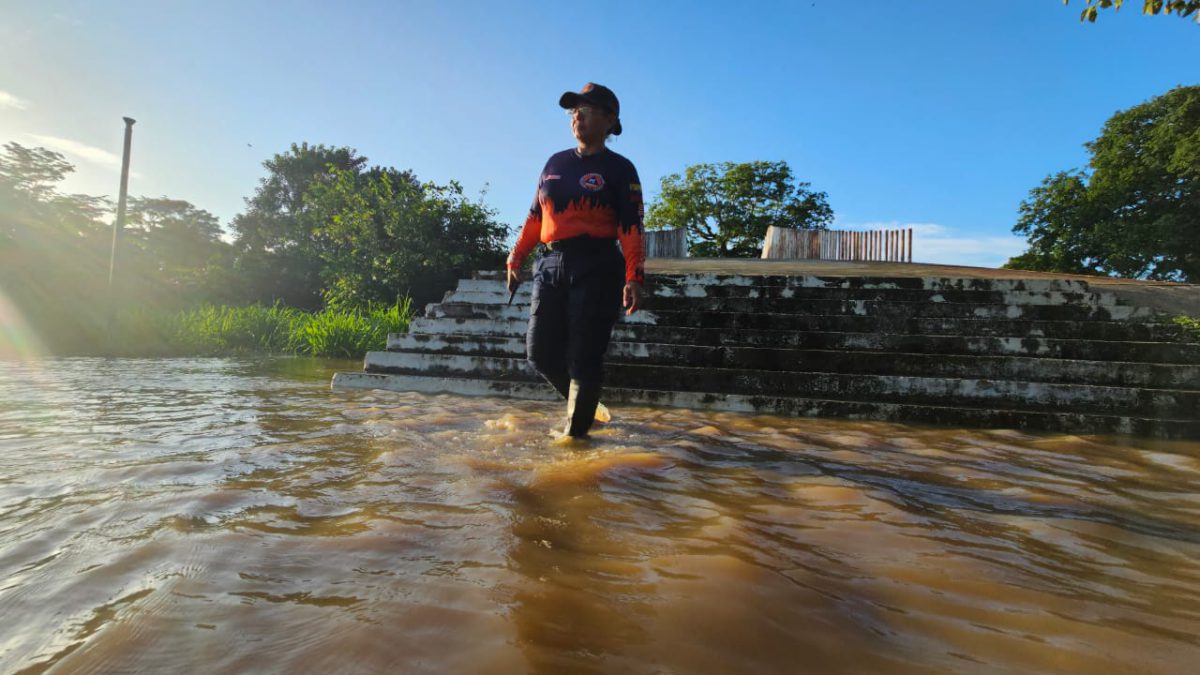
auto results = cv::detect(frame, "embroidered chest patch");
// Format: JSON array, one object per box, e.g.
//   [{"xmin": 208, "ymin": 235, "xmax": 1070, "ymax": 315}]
[{"xmin": 579, "ymin": 173, "xmax": 605, "ymax": 192}]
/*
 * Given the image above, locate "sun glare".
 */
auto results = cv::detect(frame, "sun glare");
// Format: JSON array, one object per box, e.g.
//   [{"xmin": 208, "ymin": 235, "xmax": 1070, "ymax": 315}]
[{"xmin": 0, "ymin": 290, "xmax": 48, "ymax": 360}]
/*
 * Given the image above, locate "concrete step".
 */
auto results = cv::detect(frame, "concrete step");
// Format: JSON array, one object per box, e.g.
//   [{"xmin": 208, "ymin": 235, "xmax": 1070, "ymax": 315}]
[
  {"xmin": 429, "ymin": 298, "xmax": 1151, "ymax": 323},
  {"xmin": 332, "ymin": 371, "xmax": 1200, "ymax": 440},
  {"xmin": 335, "ymin": 268, "xmax": 1199, "ymax": 438},
  {"xmin": 386, "ymin": 334, "xmax": 1200, "ymax": 388},
  {"xmin": 602, "ymin": 363, "xmax": 1199, "ymax": 419},
  {"xmin": 472, "ymin": 269, "xmax": 1099, "ymax": 294},
  {"xmin": 395, "ymin": 323, "xmax": 1200, "ymax": 363},
  {"xmin": 421, "ymin": 304, "xmax": 1175, "ymax": 341},
  {"xmin": 362, "ymin": 352, "xmax": 1199, "ymax": 419},
  {"xmin": 639, "ymin": 297, "xmax": 1150, "ymax": 321},
  {"xmin": 628, "ymin": 309, "xmax": 1176, "ymax": 339},
  {"xmin": 450, "ymin": 280, "xmax": 1121, "ymax": 307}
]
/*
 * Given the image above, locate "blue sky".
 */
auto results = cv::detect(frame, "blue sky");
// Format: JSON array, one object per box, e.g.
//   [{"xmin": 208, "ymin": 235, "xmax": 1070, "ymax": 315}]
[{"xmin": 2, "ymin": 1, "xmax": 1197, "ymax": 268}]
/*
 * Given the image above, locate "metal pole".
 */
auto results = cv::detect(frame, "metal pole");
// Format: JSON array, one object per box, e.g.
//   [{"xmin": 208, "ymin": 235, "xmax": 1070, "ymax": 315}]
[{"xmin": 108, "ymin": 117, "xmax": 136, "ymax": 293}]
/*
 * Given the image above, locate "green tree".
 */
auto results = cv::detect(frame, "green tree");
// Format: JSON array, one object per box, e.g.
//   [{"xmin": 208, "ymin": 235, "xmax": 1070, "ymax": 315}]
[
  {"xmin": 1, "ymin": 143, "xmax": 117, "ymax": 352},
  {"xmin": 301, "ymin": 166, "xmax": 507, "ymax": 308},
  {"xmin": 1065, "ymin": 0, "xmax": 1200, "ymax": 22},
  {"xmin": 1006, "ymin": 85, "xmax": 1200, "ymax": 281},
  {"xmin": 0, "ymin": 142, "xmax": 109, "ymax": 248},
  {"xmin": 124, "ymin": 197, "xmax": 237, "ymax": 304},
  {"xmin": 0, "ymin": 142, "xmax": 74, "ymax": 201},
  {"xmin": 231, "ymin": 142, "xmax": 368, "ymax": 308},
  {"xmin": 645, "ymin": 160, "xmax": 833, "ymax": 257}
]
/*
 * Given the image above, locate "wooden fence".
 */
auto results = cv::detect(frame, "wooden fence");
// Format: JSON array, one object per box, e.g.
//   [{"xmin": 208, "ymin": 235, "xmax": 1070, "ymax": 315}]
[
  {"xmin": 645, "ymin": 228, "xmax": 688, "ymax": 258},
  {"xmin": 761, "ymin": 226, "xmax": 913, "ymax": 262}
]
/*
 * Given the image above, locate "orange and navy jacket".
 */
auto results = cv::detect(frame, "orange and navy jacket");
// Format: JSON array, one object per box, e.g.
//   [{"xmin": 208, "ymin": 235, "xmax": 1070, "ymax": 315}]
[{"xmin": 506, "ymin": 148, "xmax": 645, "ymax": 284}]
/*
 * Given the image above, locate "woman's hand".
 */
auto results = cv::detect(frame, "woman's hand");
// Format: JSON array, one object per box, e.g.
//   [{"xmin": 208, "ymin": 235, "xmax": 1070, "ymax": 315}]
[
  {"xmin": 507, "ymin": 268, "xmax": 521, "ymax": 295},
  {"xmin": 623, "ymin": 281, "xmax": 644, "ymax": 315}
]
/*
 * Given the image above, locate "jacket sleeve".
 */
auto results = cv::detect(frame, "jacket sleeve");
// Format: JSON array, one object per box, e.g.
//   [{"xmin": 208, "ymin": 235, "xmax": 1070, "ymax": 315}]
[
  {"xmin": 506, "ymin": 180, "xmax": 543, "ymax": 271},
  {"xmin": 616, "ymin": 161, "xmax": 646, "ymax": 284}
]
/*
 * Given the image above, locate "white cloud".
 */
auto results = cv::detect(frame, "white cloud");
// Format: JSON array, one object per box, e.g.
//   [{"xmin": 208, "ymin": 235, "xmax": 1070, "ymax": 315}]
[
  {"xmin": 26, "ymin": 133, "xmax": 123, "ymax": 170},
  {"xmin": 0, "ymin": 90, "xmax": 29, "ymax": 110},
  {"xmin": 835, "ymin": 220, "xmax": 1027, "ymax": 269}
]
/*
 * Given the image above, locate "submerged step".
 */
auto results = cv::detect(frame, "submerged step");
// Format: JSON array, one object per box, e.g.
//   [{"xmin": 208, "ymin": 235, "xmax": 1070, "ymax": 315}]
[
  {"xmin": 331, "ymin": 372, "xmax": 1200, "ymax": 440},
  {"xmin": 601, "ymin": 363, "xmax": 1200, "ymax": 419},
  {"xmin": 386, "ymin": 334, "xmax": 1200, "ymax": 388},
  {"xmin": 362, "ymin": 351, "xmax": 1199, "ymax": 418}
]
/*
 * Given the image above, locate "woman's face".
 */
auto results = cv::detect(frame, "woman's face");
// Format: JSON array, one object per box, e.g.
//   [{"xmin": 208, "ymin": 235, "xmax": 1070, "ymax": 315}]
[{"xmin": 570, "ymin": 105, "xmax": 615, "ymax": 144}]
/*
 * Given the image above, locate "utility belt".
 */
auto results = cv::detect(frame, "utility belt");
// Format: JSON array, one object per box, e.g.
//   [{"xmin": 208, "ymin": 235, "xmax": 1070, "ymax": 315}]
[{"xmin": 544, "ymin": 236, "xmax": 617, "ymax": 255}]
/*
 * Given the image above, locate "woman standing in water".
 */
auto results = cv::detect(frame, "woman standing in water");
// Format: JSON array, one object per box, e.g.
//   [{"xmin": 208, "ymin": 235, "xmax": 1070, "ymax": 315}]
[{"xmin": 506, "ymin": 82, "xmax": 646, "ymax": 439}]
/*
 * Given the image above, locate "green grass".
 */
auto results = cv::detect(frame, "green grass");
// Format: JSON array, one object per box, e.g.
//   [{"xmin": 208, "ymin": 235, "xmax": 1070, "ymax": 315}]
[
  {"xmin": 1173, "ymin": 315, "xmax": 1200, "ymax": 343},
  {"xmin": 105, "ymin": 298, "xmax": 413, "ymax": 358}
]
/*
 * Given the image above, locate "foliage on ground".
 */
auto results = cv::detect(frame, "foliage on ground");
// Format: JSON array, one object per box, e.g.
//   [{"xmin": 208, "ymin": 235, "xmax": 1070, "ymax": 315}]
[
  {"xmin": 1173, "ymin": 315, "xmax": 1200, "ymax": 342},
  {"xmin": 105, "ymin": 299, "xmax": 413, "ymax": 358}
]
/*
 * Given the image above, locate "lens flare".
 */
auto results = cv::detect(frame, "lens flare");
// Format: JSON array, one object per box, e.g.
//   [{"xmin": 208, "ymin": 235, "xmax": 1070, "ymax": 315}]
[{"xmin": 0, "ymin": 290, "xmax": 48, "ymax": 360}]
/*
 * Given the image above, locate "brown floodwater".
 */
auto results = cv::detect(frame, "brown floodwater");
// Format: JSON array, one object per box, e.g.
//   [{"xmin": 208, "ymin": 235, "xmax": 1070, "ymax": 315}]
[{"xmin": 2, "ymin": 357, "xmax": 1199, "ymax": 674}]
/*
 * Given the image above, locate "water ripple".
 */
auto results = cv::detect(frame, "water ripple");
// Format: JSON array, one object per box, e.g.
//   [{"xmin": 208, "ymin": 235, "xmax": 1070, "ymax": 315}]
[{"xmin": 1, "ymin": 357, "xmax": 1199, "ymax": 673}]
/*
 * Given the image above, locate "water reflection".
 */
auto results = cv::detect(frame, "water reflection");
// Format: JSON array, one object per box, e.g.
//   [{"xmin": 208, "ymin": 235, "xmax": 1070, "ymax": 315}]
[{"xmin": 1, "ymin": 357, "xmax": 1199, "ymax": 673}]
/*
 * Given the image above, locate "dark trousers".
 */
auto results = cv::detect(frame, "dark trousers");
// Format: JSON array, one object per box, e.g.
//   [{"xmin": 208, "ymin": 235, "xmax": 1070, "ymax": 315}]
[{"xmin": 526, "ymin": 243, "xmax": 625, "ymax": 435}]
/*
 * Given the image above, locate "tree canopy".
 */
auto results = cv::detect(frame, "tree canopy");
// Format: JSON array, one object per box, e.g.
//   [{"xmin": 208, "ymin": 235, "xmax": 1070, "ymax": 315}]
[
  {"xmin": 300, "ymin": 166, "xmax": 507, "ymax": 308},
  {"xmin": 230, "ymin": 143, "xmax": 370, "ymax": 307},
  {"xmin": 231, "ymin": 143, "xmax": 507, "ymax": 308},
  {"xmin": 1006, "ymin": 85, "xmax": 1200, "ymax": 281},
  {"xmin": 1065, "ymin": 0, "xmax": 1200, "ymax": 23},
  {"xmin": 645, "ymin": 160, "xmax": 833, "ymax": 258}
]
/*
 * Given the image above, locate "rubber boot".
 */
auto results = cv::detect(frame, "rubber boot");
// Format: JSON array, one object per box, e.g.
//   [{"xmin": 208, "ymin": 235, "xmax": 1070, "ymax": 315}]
[
  {"xmin": 565, "ymin": 379, "xmax": 603, "ymax": 438},
  {"xmin": 545, "ymin": 373, "xmax": 609, "ymax": 423}
]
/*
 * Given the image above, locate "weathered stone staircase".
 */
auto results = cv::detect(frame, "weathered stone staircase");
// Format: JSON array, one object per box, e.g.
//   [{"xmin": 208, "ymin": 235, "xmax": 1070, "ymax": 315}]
[{"xmin": 332, "ymin": 268, "xmax": 1200, "ymax": 439}]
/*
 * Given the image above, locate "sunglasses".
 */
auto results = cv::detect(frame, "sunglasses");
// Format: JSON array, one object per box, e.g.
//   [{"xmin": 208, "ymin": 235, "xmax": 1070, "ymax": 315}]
[{"xmin": 566, "ymin": 105, "xmax": 607, "ymax": 119}]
